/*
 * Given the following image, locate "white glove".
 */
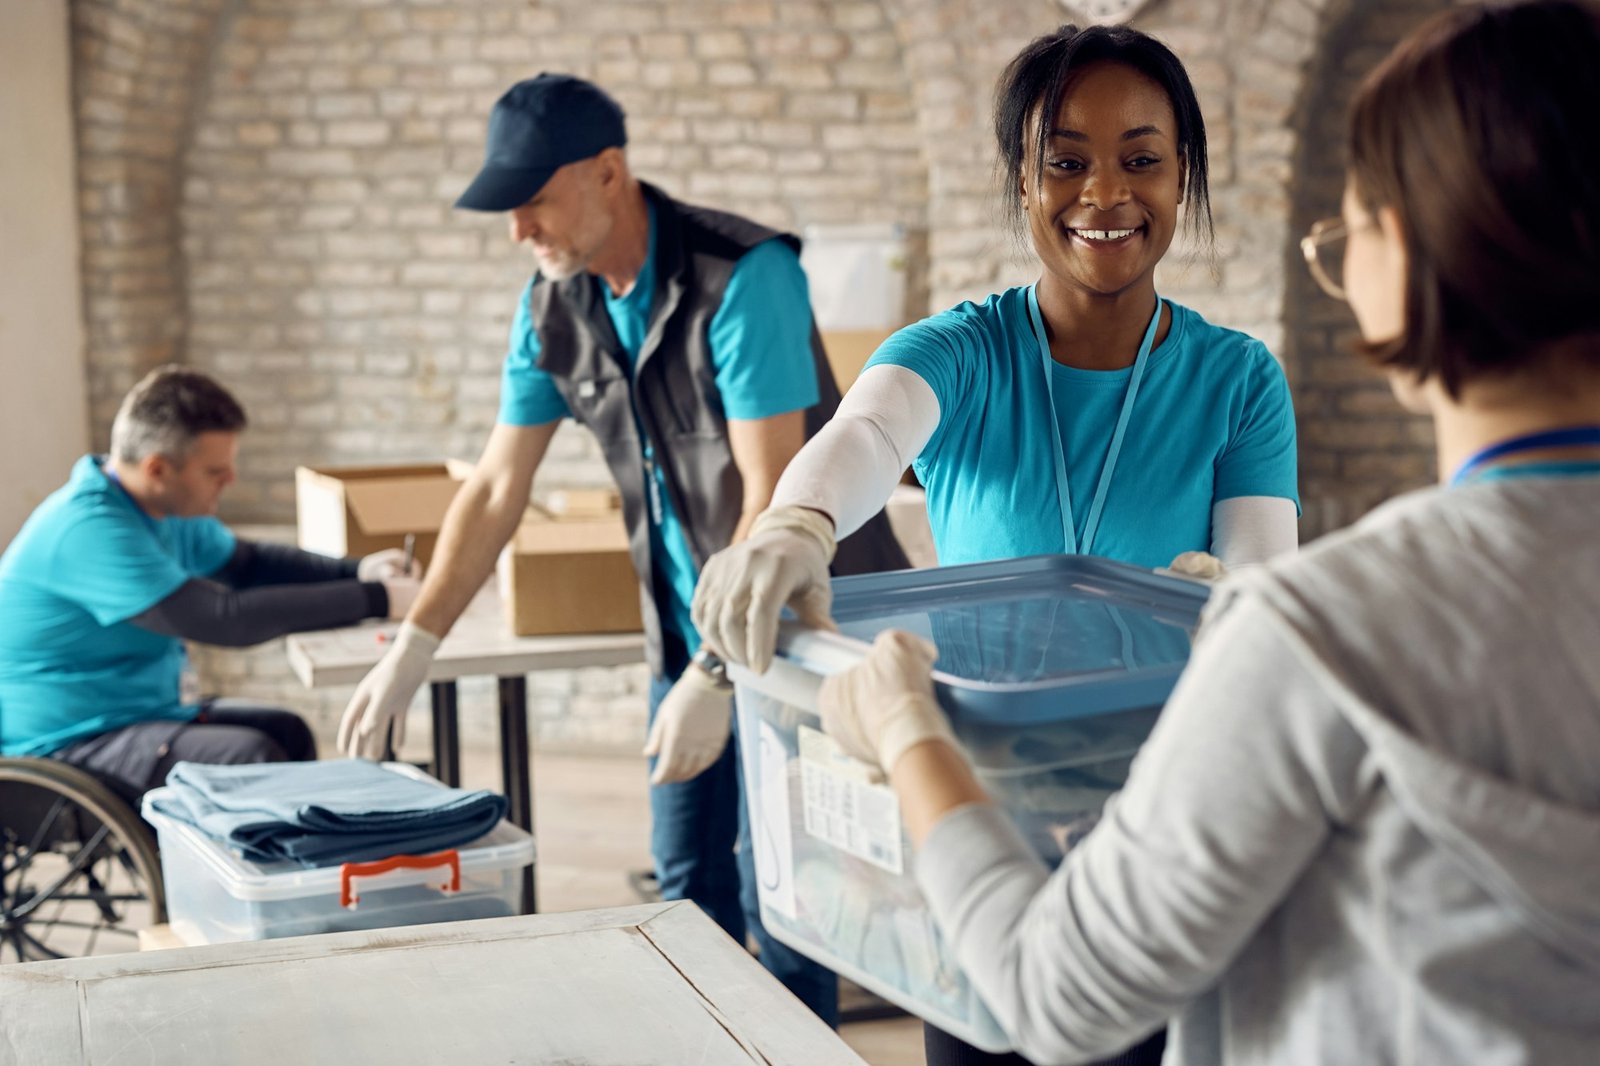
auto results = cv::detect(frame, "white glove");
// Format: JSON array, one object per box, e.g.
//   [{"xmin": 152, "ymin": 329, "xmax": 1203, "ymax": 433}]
[
  {"xmin": 358, "ymin": 547, "xmax": 423, "ymax": 582},
  {"xmin": 641, "ymin": 663, "xmax": 734, "ymax": 786},
  {"xmin": 337, "ymin": 621, "xmax": 440, "ymax": 759},
  {"xmin": 381, "ymin": 573, "xmax": 422, "ymax": 620},
  {"xmin": 819, "ymin": 630, "xmax": 958, "ymax": 775},
  {"xmin": 1163, "ymin": 551, "xmax": 1227, "ymax": 582},
  {"xmin": 691, "ymin": 505, "xmax": 837, "ymax": 674}
]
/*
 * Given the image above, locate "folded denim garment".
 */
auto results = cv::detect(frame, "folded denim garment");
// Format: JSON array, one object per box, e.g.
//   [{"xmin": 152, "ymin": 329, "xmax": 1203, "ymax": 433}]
[{"xmin": 150, "ymin": 759, "xmax": 508, "ymax": 867}]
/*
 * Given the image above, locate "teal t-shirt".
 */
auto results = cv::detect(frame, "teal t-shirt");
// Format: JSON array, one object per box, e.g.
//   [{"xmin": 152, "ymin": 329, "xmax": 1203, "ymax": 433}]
[
  {"xmin": 0, "ymin": 456, "xmax": 237, "ymax": 757},
  {"xmin": 866, "ymin": 287, "xmax": 1299, "ymax": 570},
  {"xmin": 498, "ymin": 208, "xmax": 820, "ymax": 651}
]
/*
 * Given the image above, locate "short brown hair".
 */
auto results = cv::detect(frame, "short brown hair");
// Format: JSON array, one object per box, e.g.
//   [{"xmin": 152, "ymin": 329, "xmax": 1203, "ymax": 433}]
[
  {"xmin": 1347, "ymin": 0, "xmax": 1600, "ymax": 396},
  {"xmin": 110, "ymin": 365, "xmax": 247, "ymax": 464}
]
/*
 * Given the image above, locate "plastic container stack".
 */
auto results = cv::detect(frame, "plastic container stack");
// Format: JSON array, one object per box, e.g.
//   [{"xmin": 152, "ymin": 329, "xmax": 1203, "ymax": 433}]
[
  {"xmin": 143, "ymin": 764, "xmax": 534, "ymax": 946},
  {"xmin": 731, "ymin": 555, "xmax": 1209, "ymax": 1052}
]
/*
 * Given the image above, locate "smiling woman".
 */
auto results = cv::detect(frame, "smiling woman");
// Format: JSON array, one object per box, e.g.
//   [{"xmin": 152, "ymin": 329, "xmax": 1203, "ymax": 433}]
[
  {"xmin": 1023, "ymin": 61, "xmax": 1184, "ymax": 367},
  {"xmin": 691, "ymin": 22, "xmax": 1303, "ymax": 1066},
  {"xmin": 697, "ymin": 21, "xmax": 1299, "ymax": 655}
]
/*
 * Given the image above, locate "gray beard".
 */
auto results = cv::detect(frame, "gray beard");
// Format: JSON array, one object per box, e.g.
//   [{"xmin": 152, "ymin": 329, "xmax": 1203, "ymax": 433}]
[{"xmin": 533, "ymin": 251, "xmax": 584, "ymax": 282}]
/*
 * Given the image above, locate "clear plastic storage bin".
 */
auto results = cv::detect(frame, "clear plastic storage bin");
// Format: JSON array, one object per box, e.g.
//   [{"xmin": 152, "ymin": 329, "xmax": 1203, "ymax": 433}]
[
  {"xmin": 142, "ymin": 763, "xmax": 535, "ymax": 946},
  {"xmin": 732, "ymin": 555, "xmax": 1209, "ymax": 1052}
]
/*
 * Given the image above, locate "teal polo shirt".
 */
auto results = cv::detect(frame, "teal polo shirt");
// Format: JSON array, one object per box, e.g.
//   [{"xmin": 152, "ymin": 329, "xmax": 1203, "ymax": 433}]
[
  {"xmin": 0, "ymin": 456, "xmax": 237, "ymax": 756},
  {"xmin": 867, "ymin": 287, "xmax": 1300, "ymax": 569},
  {"xmin": 498, "ymin": 205, "xmax": 819, "ymax": 653}
]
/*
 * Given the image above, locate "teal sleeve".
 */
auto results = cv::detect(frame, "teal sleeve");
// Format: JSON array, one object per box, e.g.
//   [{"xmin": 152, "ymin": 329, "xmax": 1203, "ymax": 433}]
[
  {"xmin": 1214, "ymin": 345, "xmax": 1301, "ymax": 510},
  {"xmin": 498, "ymin": 280, "xmax": 572, "ymax": 427},
  {"xmin": 49, "ymin": 508, "xmax": 190, "ymax": 626},
  {"xmin": 862, "ymin": 315, "xmax": 973, "ymax": 459},
  {"xmin": 182, "ymin": 517, "xmax": 237, "ymax": 576},
  {"xmin": 707, "ymin": 239, "xmax": 820, "ymax": 421}
]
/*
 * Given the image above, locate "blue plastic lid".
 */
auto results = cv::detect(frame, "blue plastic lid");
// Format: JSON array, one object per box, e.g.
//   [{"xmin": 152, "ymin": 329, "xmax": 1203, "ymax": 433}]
[{"xmin": 784, "ymin": 555, "xmax": 1209, "ymax": 724}]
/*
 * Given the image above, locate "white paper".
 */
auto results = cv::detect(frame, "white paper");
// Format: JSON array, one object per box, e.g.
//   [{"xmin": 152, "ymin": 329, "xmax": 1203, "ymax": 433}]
[
  {"xmin": 798, "ymin": 725, "xmax": 905, "ymax": 875},
  {"xmin": 800, "ymin": 223, "xmax": 908, "ymax": 331}
]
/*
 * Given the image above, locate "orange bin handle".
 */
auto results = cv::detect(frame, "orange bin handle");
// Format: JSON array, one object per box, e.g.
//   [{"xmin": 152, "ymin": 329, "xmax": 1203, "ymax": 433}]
[{"xmin": 340, "ymin": 849, "xmax": 461, "ymax": 909}]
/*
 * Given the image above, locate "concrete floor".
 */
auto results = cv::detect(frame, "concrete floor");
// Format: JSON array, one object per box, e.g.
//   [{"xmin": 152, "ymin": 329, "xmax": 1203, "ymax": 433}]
[{"xmin": 453, "ymin": 743, "xmax": 926, "ymax": 1066}]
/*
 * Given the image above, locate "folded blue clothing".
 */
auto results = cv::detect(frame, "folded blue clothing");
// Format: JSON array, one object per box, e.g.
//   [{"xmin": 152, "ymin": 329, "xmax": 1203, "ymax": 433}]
[{"xmin": 148, "ymin": 759, "xmax": 509, "ymax": 867}]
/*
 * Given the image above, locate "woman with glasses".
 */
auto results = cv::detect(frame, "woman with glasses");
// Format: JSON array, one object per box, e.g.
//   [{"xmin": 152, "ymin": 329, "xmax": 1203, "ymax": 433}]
[
  {"xmin": 817, "ymin": 2, "xmax": 1600, "ymax": 1063},
  {"xmin": 693, "ymin": 23, "xmax": 1299, "ymax": 677}
]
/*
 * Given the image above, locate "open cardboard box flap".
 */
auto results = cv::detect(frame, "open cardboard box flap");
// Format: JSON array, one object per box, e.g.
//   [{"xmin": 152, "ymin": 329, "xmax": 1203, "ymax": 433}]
[
  {"xmin": 295, "ymin": 463, "xmax": 464, "ymax": 565},
  {"xmin": 341, "ymin": 476, "xmax": 462, "ymax": 536}
]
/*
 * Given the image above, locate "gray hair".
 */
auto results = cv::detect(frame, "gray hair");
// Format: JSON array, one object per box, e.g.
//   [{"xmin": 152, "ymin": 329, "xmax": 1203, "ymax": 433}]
[{"xmin": 109, "ymin": 365, "xmax": 248, "ymax": 464}]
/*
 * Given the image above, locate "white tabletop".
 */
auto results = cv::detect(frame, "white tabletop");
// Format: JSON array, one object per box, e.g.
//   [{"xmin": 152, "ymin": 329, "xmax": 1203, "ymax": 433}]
[
  {"xmin": 1, "ymin": 901, "xmax": 865, "ymax": 1065},
  {"xmin": 285, "ymin": 582, "xmax": 644, "ymax": 687}
]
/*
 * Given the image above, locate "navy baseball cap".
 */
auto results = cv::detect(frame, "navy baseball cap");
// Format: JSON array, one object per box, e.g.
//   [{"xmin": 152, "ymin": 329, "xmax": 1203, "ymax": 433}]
[{"xmin": 454, "ymin": 74, "xmax": 627, "ymax": 212}]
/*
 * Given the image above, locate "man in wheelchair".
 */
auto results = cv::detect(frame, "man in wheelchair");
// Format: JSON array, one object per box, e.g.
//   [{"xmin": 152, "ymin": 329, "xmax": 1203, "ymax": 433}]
[{"xmin": 0, "ymin": 366, "xmax": 421, "ymax": 805}]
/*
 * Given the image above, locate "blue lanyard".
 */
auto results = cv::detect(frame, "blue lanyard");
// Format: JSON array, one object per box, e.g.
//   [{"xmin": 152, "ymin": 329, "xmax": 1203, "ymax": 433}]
[
  {"xmin": 1449, "ymin": 425, "xmax": 1600, "ymax": 487},
  {"xmin": 1028, "ymin": 285, "xmax": 1163, "ymax": 555}
]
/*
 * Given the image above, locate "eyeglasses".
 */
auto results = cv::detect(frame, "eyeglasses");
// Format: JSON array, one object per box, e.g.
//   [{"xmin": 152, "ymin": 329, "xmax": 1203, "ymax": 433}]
[{"xmin": 1301, "ymin": 217, "xmax": 1353, "ymax": 301}]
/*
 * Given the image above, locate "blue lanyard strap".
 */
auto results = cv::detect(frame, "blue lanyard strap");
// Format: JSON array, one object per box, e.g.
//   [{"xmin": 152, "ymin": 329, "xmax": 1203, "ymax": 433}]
[
  {"xmin": 1028, "ymin": 286, "xmax": 1164, "ymax": 554},
  {"xmin": 1449, "ymin": 425, "xmax": 1600, "ymax": 486}
]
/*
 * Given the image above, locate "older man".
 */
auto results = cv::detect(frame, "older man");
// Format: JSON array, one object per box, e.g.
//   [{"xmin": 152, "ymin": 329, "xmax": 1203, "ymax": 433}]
[
  {"xmin": 0, "ymin": 366, "xmax": 419, "ymax": 803},
  {"xmin": 337, "ymin": 74, "xmax": 906, "ymax": 1023}
]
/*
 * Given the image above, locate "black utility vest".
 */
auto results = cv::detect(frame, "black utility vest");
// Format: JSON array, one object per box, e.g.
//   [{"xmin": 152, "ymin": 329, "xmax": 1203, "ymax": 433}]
[{"xmin": 529, "ymin": 184, "xmax": 908, "ymax": 674}]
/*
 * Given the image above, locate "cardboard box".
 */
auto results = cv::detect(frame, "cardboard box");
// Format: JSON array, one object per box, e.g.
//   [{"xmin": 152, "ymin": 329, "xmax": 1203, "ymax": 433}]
[
  {"xmin": 294, "ymin": 463, "xmax": 464, "ymax": 568},
  {"xmin": 497, "ymin": 504, "xmax": 642, "ymax": 636},
  {"xmin": 545, "ymin": 487, "xmax": 623, "ymax": 519},
  {"xmin": 821, "ymin": 329, "xmax": 896, "ymax": 393}
]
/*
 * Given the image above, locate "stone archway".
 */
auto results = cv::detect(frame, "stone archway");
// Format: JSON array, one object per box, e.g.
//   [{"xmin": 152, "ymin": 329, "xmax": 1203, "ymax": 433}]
[{"xmin": 1282, "ymin": 0, "xmax": 1449, "ymax": 538}]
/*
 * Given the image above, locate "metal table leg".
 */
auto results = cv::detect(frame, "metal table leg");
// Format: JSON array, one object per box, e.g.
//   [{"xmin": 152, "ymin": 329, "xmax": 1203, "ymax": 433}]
[
  {"xmin": 497, "ymin": 675, "xmax": 535, "ymax": 914},
  {"xmin": 429, "ymin": 681, "xmax": 460, "ymax": 787}
]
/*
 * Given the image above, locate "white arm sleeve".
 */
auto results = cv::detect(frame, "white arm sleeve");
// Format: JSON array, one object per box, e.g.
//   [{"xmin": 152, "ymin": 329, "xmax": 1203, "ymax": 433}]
[
  {"xmin": 770, "ymin": 363, "xmax": 941, "ymax": 539},
  {"xmin": 1211, "ymin": 496, "xmax": 1298, "ymax": 569}
]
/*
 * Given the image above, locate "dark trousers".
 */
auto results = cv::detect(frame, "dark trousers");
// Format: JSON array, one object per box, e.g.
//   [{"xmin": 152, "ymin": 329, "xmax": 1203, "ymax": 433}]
[
  {"xmin": 49, "ymin": 699, "xmax": 316, "ymax": 808},
  {"xmin": 924, "ymin": 1024, "xmax": 1167, "ymax": 1066}
]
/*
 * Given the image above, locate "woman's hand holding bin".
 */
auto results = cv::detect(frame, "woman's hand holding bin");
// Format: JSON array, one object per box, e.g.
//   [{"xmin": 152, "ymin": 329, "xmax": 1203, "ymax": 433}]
[
  {"xmin": 692, "ymin": 505, "xmax": 840, "ymax": 674},
  {"xmin": 819, "ymin": 630, "xmax": 959, "ymax": 776}
]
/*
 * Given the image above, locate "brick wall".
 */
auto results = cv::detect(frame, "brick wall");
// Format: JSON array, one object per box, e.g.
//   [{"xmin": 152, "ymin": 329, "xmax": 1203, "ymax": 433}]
[
  {"xmin": 69, "ymin": 0, "xmax": 1458, "ymax": 751},
  {"xmin": 72, "ymin": 0, "xmax": 228, "ymax": 445},
  {"xmin": 175, "ymin": 0, "xmax": 930, "ymax": 520}
]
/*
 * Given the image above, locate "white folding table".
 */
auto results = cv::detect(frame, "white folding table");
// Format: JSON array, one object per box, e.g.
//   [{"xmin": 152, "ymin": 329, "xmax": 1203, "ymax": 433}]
[
  {"xmin": 285, "ymin": 584, "xmax": 643, "ymax": 913},
  {"xmin": 0, "ymin": 901, "xmax": 867, "ymax": 1065}
]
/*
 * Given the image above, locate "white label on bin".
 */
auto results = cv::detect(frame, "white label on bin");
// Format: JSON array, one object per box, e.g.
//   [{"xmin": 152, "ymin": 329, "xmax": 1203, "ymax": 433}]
[
  {"xmin": 752, "ymin": 718, "xmax": 798, "ymax": 921},
  {"xmin": 798, "ymin": 725, "xmax": 904, "ymax": 875}
]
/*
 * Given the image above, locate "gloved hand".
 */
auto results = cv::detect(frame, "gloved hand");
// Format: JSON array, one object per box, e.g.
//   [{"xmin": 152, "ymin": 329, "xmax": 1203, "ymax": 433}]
[
  {"xmin": 337, "ymin": 621, "xmax": 440, "ymax": 759},
  {"xmin": 1163, "ymin": 551, "xmax": 1227, "ymax": 582},
  {"xmin": 358, "ymin": 547, "xmax": 423, "ymax": 582},
  {"xmin": 692, "ymin": 505, "xmax": 837, "ymax": 674},
  {"xmin": 818, "ymin": 630, "xmax": 957, "ymax": 775},
  {"xmin": 381, "ymin": 573, "xmax": 423, "ymax": 620},
  {"xmin": 642, "ymin": 663, "xmax": 734, "ymax": 786}
]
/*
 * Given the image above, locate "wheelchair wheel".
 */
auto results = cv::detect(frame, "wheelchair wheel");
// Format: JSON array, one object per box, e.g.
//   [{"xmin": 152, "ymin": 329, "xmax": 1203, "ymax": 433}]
[{"xmin": 0, "ymin": 758, "xmax": 165, "ymax": 963}]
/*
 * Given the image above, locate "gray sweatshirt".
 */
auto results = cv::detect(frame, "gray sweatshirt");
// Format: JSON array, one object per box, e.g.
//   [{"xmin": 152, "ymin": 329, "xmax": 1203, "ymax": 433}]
[{"xmin": 916, "ymin": 477, "xmax": 1600, "ymax": 1065}]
